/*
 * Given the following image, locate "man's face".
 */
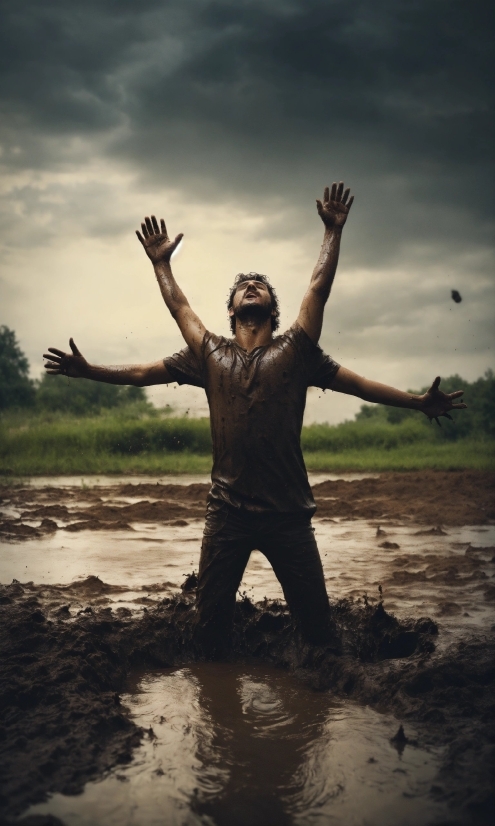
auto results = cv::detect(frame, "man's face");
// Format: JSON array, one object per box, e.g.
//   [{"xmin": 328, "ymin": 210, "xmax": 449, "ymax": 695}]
[{"xmin": 229, "ymin": 277, "xmax": 273, "ymax": 320}]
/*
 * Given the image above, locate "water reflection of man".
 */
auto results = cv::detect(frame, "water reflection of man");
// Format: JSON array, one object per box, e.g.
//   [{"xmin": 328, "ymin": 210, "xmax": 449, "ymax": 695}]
[
  {"xmin": 44, "ymin": 183, "xmax": 466, "ymax": 655},
  {"xmin": 187, "ymin": 663, "xmax": 334, "ymax": 826}
]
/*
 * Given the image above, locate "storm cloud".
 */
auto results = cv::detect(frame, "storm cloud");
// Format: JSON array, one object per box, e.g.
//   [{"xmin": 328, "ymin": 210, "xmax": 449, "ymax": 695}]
[{"xmin": 1, "ymin": 0, "xmax": 493, "ymax": 420}]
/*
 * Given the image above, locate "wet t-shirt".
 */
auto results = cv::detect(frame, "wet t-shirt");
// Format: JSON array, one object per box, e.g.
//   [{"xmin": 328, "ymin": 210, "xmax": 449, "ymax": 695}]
[{"xmin": 164, "ymin": 324, "xmax": 340, "ymax": 514}]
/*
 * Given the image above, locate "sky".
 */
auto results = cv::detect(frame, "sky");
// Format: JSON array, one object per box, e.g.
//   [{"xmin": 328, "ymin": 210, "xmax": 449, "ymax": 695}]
[{"xmin": 1, "ymin": 0, "xmax": 493, "ymax": 423}]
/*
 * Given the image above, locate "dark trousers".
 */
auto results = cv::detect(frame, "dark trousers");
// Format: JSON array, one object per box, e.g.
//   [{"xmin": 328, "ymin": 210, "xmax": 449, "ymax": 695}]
[{"xmin": 194, "ymin": 505, "xmax": 333, "ymax": 655}]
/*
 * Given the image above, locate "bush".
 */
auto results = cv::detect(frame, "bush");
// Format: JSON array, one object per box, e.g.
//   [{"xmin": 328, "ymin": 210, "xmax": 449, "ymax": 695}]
[
  {"xmin": 36, "ymin": 374, "xmax": 149, "ymax": 415},
  {"xmin": 302, "ymin": 417, "xmax": 433, "ymax": 453},
  {"xmin": 0, "ymin": 412, "xmax": 212, "ymax": 462}
]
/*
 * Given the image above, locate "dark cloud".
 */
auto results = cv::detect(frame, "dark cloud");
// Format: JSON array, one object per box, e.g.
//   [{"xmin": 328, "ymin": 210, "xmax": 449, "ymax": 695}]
[{"xmin": 0, "ymin": 0, "xmax": 493, "ymax": 296}]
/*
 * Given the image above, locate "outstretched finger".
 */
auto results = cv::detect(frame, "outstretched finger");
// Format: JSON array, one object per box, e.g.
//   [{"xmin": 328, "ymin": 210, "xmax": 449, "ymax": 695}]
[
  {"xmin": 43, "ymin": 353, "xmax": 61, "ymax": 363},
  {"xmin": 323, "ymin": 186, "xmax": 329, "ymax": 203},
  {"xmin": 434, "ymin": 417, "xmax": 441, "ymax": 427},
  {"xmin": 136, "ymin": 230, "xmax": 145, "ymax": 244},
  {"xmin": 69, "ymin": 338, "xmax": 82, "ymax": 357},
  {"xmin": 145, "ymin": 216, "xmax": 153, "ymax": 235},
  {"xmin": 347, "ymin": 195, "xmax": 354, "ymax": 210},
  {"xmin": 141, "ymin": 223, "xmax": 149, "ymax": 239},
  {"xmin": 336, "ymin": 181, "xmax": 344, "ymax": 201},
  {"xmin": 428, "ymin": 376, "xmax": 441, "ymax": 393},
  {"xmin": 160, "ymin": 218, "xmax": 167, "ymax": 235},
  {"xmin": 443, "ymin": 412, "xmax": 454, "ymax": 421},
  {"xmin": 330, "ymin": 182, "xmax": 337, "ymax": 201},
  {"xmin": 342, "ymin": 187, "xmax": 350, "ymax": 204},
  {"xmin": 45, "ymin": 368, "xmax": 61, "ymax": 375},
  {"xmin": 151, "ymin": 215, "xmax": 160, "ymax": 234},
  {"xmin": 316, "ymin": 199, "xmax": 324, "ymax": 215},
  {"xmin": 48, "ymin": 347, "xmax": 65, "ymax": 357},
  {"xmin": 452, "ymin": 403, "xmax": 467, "ymax": 409},
  {"xmin": 449, "ymin": 390, "xmax": 464, "ymax": 399}
]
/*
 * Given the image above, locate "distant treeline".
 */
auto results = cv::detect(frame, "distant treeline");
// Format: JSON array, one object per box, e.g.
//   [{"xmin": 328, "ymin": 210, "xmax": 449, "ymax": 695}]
[{"xmin": 0, "ymin": 325, "xmax": 147, "ymax": 414}]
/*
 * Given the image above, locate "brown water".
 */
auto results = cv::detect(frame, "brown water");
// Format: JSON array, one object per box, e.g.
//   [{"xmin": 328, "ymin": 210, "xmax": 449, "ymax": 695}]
[
  {"xmin": 2, "ymin": 510, "xmax": 493, "ymax": 636},
  {"xmin": 27, "ymin": 662, "xmax": 451, "ymax": 826},
  {"xmin": 2, "ymin": 472, "xmax": 377, "ymax": 488}
]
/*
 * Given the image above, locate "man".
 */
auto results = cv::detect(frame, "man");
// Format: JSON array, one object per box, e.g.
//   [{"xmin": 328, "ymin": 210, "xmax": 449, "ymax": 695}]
[{"xmin": 44, "ymin": 182, "xmax": 466, "ymax": 655}]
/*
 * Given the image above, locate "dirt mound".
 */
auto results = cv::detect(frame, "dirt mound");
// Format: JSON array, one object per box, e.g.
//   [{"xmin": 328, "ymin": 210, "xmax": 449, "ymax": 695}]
[
  {"xmin": 313, "ymin": 470, "xmax": 495, "ymax": 525},
  {"xmin": 63, "ymin": 518, "xmax": 133, "ymax": 532},
  {"xmin": 66, "ymin": 575, "xmax": 127, "ymax": 596},
  {"xmin": 82, "ymin": 498, "xmax": 202, "ymax": 522},
  {"xmin": 382, "ymin": 544, "xmax": 495, "ymax": 609},
  {"xmin": 117, "ymin": 482, "xmax": 209, "ymax": 503},
  {"xmin": 0, "ymin": 585, "xmax": 141, "ymax": 823}
]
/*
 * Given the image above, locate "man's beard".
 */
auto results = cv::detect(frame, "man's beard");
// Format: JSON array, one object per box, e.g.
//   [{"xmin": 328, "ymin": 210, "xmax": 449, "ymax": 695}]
[{"xmin": 234, "ymin": 302, "xmax": 272, "ymax": 327}]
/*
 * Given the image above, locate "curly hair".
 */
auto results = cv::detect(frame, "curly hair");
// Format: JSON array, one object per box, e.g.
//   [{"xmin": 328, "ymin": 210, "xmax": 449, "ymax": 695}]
[{"xmin": 227, "ymin": 272, "xmax": 280, "ymax": 335}]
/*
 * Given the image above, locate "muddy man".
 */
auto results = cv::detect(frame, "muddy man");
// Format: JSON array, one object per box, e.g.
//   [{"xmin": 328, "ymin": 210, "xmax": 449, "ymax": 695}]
[{"xmin": 44, "ymin": 183, "xmax": 466, "ymax": 656}]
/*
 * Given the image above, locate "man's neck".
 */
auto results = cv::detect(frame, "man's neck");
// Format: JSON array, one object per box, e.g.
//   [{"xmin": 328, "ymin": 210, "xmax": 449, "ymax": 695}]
[{"xmin": 234, "ymin": 318, "xmax": 273, "ymax": 352}]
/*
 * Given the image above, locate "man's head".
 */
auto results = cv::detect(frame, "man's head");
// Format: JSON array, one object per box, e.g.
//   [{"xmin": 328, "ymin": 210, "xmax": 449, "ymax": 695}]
[{"xmin": 227, "ymin": 273, "xmax": 280, "ymax": 335}]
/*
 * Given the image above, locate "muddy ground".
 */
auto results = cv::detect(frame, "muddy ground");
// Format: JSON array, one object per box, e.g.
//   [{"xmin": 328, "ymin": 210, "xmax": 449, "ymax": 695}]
[
  {"xmin": 1, "ymin": 471, "xmax": 494, "ymax": 541},
  {"xmin": 0, "ymin": 471, "xmax": 494, "ymax": 825}
]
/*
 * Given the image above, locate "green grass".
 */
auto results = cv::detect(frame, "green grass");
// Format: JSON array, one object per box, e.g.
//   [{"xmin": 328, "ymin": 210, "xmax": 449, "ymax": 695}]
[
  {"xmin": 304, "ymin": 441, "xmax": 493, "ymax": 472},
  {"xmin": 0, "ymin": 407, "xmax": 493, "ymax": 476},
  {"xmin": 0, "ymin": 450, "xmax": 213, "ymax": 476}
]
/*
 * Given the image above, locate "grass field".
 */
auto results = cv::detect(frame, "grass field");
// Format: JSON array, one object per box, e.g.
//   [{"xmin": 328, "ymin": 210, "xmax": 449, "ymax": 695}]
[{"xmin": 1, "ymin": 407, "xmax": 493, "ymax": 476}]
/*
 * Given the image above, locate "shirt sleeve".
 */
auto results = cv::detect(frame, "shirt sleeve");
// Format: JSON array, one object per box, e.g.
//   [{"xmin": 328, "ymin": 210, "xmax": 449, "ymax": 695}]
[
  {"xmin": 288, "ymin": 323, "xmax": 340, "ymax": 389},
  {"xmin": 310, "ymin": 350, "xmax": 341, "ymax": 389},
  {"xmin": 163, "ymin": 346, "xmax": 205, "ymax": 388}
]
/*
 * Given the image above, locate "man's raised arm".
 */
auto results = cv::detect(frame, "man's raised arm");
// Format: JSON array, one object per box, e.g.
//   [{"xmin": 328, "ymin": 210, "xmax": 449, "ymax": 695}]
[
  {"xmin": 136, "ymin": 215, "xmax": 206, "ymax": 356},
  {"xmin": 297, "ymin": 182, "xmax": 354, "ymax": 345},
  {"xmin": 43, "ymin": 338, "xmax": 171, "ymax": 386}
]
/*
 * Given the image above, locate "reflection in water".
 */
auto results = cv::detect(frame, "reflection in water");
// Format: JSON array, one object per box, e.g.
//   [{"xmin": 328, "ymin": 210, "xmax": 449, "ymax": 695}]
[
  {"xmin": 189, "ymin": 664, "xmax": 337, "ymax": 825},
  {"xmin": 27, "ymin": 663, "xmax": 450, "ymax": 826}
]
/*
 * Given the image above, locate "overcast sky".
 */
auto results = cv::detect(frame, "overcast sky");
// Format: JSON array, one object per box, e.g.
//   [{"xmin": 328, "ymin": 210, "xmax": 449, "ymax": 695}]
[{"xmin": 1, "ymin": 0, "xmax": 493, "ymax": 422}]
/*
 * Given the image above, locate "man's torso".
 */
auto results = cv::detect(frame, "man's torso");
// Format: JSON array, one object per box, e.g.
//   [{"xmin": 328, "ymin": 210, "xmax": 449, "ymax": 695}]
[{"xmin": 165, "ymin": 324, "xmax": 339, "ymax": 514}]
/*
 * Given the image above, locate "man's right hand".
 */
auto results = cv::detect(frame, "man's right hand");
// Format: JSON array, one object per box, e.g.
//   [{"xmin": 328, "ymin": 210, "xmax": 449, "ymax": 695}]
[
  {"xmin": 316, "ymin": 182, "xmax": 354, "ymax": 229},
  {"xmin": 136, "ymin": 216, "xmax": 184, "ymax": 265},
  {"xmin": 43, "ymin": 339, "xmax": 89, "ymax": 378}
]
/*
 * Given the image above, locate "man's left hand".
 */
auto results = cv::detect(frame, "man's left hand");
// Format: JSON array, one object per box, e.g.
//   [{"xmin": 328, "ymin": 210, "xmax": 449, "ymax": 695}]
[
  {"xmin": 136, "ymin": 216, "xmax": 183, "ymax": 265},
  {"xmin": 420, "ymin": 377, "xmax": 467, "ymax": 425},
  {"xmin": 316, "ymin": 182, "xmax": 354, "ymax": 229}
]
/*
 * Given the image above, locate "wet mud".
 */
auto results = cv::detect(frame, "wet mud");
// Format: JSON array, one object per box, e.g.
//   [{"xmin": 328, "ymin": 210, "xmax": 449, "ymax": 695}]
[
  {"xmin": 1, "ymin": 579, "xmax": 493, "ymax": 825},
  {"xmin": 0, "ymin": 471, "xmax": 494, "ymax": 825},
  {"xmin": 1, "ymin": 472, "xmax": 494, "ymax": 541}
]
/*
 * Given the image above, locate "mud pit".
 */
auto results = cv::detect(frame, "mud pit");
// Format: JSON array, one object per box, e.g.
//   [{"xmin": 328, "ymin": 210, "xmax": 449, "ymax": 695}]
[{"xmin": 1, "ymin": 471, "xmax": 494, "ymax": 825}]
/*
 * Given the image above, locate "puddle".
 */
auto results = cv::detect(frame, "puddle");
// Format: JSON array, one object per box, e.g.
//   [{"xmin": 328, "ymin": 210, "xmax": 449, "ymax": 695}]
[
  {"xmin": 0, "ymin": 472, "xmax": 378, "ymax": 489},
  {"xmin": 26, "ymin": 662, "xmax": 450, "ymax": 826}
]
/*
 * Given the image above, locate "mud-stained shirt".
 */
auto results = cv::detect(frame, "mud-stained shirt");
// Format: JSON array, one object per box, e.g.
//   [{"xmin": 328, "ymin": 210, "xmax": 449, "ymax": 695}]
[{"xmin": 164, "ymin": 324, "xmax": 340, "ymax": 514}]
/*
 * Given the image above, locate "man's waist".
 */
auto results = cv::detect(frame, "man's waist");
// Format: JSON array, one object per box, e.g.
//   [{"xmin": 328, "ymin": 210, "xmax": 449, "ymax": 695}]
[
  {"xmin": 204, "ymin": 500, "xmax": 314, "ymax": 538},
  {"xmin": 207, "ymin": 479, "xmax": 316, "ymax": 514}
]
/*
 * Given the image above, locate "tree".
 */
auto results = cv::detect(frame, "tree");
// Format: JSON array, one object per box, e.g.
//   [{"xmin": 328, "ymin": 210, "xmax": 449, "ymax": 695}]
[
  {"xmin": 36, "ymin": 374, "xmax": 148, "ymax": 415},
  {"xmin": 0, "ymin": 326, "xmax": 36, "ymax": 410}
]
